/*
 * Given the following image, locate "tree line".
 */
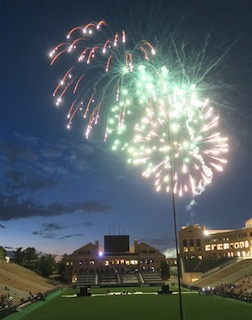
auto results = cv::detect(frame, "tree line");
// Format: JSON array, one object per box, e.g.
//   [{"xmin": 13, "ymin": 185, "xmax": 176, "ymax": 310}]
[{"xmin": 0, "ymin": 246, "xmax": 67, "ymax": 278}]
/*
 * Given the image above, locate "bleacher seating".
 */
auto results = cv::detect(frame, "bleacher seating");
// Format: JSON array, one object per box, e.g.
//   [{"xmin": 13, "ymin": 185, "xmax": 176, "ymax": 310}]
[
  {"xmin": 183, "ymin": 257, "xmax": 235, "ymax": 273},
  {"xmin": 98, "ymin": 273, "xmax": 118, "ymax": 285},
  {"xmin": 120, "ymin": 273, "xmax": 140, "ymax": 285},
  {"xmin": 237, "ymin": 275, "xmax": 252, "ymax": 292},
  {"xmin": 192, "ymin": 259, "xmax": 252, "ymax": 288},
  {"xmin": 0, "ymin": 283, "xmax": 29, "ymax": 306},
  {"xmin": 141, "ymin": 272, "xmax": 164, "ymax": 285},
  {"xmin": 75, "ymin": 274, "xmax": 95, "ymax": 287},
  {"xmin": 0, "ymin": 262, "xmax": 57, "ymax": 306},
  {"xmin": 75, "ymin": 272, "xmax": 165, "ymax": 286}
]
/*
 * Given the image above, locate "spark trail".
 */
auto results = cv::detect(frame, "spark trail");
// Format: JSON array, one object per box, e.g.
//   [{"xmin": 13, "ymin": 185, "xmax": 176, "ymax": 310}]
[{"xmin": 49, "ymin": 20, "xmax": 156, "ymax": 139}]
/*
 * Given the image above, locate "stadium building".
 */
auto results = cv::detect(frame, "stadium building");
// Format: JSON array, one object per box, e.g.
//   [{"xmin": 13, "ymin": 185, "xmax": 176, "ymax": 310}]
[
  {"xmin": 179, "ymin": 218, "xmax": 252, "ymax": 260},
  {"xmin": 178, "ymin": 218, "xmax": 252, "ymax": 285},
  {"xmin": 64, "ymin": 235, "xmax": 166, "ymax": 287}
]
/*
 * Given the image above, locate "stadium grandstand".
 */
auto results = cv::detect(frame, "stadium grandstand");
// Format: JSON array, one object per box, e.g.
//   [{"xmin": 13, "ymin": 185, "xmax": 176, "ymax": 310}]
[
  {"xmin": 64, "ymin": 235, "xmax": 166, "ymax": 287},
  {"xmin": 0, "ymin": 262, "xmax": 59, "ymax": 317},
  {"xmin": 178, "ymin": 218, "xmax": 252, "ymax": 293}
]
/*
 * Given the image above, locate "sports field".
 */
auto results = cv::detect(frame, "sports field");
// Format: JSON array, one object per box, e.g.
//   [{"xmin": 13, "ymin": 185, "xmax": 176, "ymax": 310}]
[{"xmin": 8, "ymin": 287, "xmax": 252, "ymax": 320}]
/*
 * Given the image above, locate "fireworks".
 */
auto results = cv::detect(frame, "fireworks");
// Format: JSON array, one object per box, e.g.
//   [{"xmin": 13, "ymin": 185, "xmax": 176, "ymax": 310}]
[
  {"xmin": 50, "ymin": 22, "xmax": 229, "ymax": 196},
  {"xmin": 124, "ymin": 68, "xmax": 228, "ymax": 196},
  {"xmin": 49, "ymin": 20, "xmax": 156, "ymax": 139}
]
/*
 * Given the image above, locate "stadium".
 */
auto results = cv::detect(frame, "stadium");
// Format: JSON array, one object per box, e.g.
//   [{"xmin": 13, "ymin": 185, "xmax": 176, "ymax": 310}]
[
  {"xmin": 0, "ymin": 219, "xmax": 252, "ymax": 319},
  {"xmin": 64, "ymin": 235, "xmax": 166, "ymax": 287}
]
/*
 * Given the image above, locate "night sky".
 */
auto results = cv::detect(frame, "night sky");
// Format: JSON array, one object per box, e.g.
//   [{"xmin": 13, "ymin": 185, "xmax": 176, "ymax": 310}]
[{"xmin": 1, "ymin": 0, "xmax": 252, "ymax": 257}]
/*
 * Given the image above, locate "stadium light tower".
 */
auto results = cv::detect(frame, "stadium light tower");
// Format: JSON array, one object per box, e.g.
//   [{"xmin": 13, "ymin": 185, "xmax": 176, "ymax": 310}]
[{"xmin": 167, "ymin": 126, "xmax": 184, "ymax": 320}]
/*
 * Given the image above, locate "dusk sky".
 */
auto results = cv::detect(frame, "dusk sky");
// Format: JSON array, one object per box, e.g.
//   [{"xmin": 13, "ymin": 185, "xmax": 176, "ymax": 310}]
[{"xmin": 1, "ymin": 0, "xmax": 252, "ymax": 257}]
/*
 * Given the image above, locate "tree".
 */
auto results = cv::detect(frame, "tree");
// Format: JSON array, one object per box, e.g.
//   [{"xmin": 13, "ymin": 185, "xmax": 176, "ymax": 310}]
[
  {"xmin": 56, "ymin": 254, "xmax": 68, "ymax": 278},
  {"xmin": 23, "ymin": 247, "xmax": 37, "ymax": 263},
  {"xmin": 0, "ymin": 246, "xmax": 6, "ymax": 262},
  {"xmin": 38, "ymin": 255, "xmax": 56, "ymax": 277},
  {"xmin": 13, "ymin": 247, "xmax": 24, "ymax": 264},
  {"xmin": 160, "ymin": 260, "xmax": 170, "ymax": 280},
  {"xmin": 12, "ymin": 247, "xmax": 38, "ymax": 269}
]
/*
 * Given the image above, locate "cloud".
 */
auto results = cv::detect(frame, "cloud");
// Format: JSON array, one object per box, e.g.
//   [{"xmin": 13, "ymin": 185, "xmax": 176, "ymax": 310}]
[
  {"xmin": 0, "ymin": 141, "xmax": 24, "ymax": 163},
  {"xmin": 5, "ymin": 169, "xmax": 58, "ymax": 192},
  {"xmin": 0, "ymin": 133, "xmax": 97, "ymax": 196},
  {"xmin": 0, "ymin": 223, "xmax": 5, "ymax": 229},
  {"xmin": 80, "ymin": 222, "xmax": 94, "ymax": 227},
  {"xmin": 58, "ymin": 234, "xmax": 83, "ymax": 240},
  {"xmin": 14, "ymin": 132, "xmax": 39, "ymax": 146},
  {"xmin": 32, "ymin": 231, "xmax": 43, "ymax": 236},
  {"xmin": 116, "ymin": 175, "xmax": 125, "ymax": 180},
  {"xmin": 32, "ymin": 221, "xmax": 86, "ymax": 240},
  {"xmin": 5, "ymin": 170, "xmax": 22, "ymax": 183},
  {"xmin": 163, "ymin": 247, "xmax": 177, "ymax": 258},
  {"xmin": 32, "ymin": 230, "xmax": 57, "ymax": 239},
  {"xmin": 31, "ymin": 220, "xmax": 95, "ymax": 240},
  {"xmin": 32, "ymin": 229, "xmax": 83, "ymax": 240},
  {"xmin": 0, "ymin": 193, "xmax": 111, "ymax": 221},
  {"xmin": 4, "ymin": 246, "xmax": 13, "ymax": 250},
  {"xmin": 42, "ymin": 222, "xmax": 66, "ymax": 231},
  {"xmin": 32, "ymin": 223, "xmax": 67, "ymax": 239},
  {"xmin": 72, "ymin": 221, "xmax": 94, "ymax": 228},
  {"xmin": 43, "ymin": 234, "xmax": 58, "ymax": 240}
]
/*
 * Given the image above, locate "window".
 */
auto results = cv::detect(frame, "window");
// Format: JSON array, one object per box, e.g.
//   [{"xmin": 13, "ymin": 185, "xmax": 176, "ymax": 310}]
[
  {"xmin": 183, "ymin": 239, "xmax": 188, "ymax": 247},
  {"xmin": 196, "ymin": 239, "xmax": 201, "ymax": 247},
  {"xmin": 189, "ymin": 239, "xmax": 194, "ymax": 247}
]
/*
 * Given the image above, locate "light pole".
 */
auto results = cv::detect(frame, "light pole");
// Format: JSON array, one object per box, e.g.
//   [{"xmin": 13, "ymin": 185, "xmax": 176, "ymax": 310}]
[
  {"xmin": 168, "ymin": 124, "xmax": 184, "ymax": 320},
  {"xmin": 170, "ymin": 187, "xmax": 184, "ymax": 320}
]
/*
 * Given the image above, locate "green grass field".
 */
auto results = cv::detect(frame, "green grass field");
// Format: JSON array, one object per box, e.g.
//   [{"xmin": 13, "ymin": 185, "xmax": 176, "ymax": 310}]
[{"xmin": 10, "ymin": 287, "xmax": 252, "ymax": 320}]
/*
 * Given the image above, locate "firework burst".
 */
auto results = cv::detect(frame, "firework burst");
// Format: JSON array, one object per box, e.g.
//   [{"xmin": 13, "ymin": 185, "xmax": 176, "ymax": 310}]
[
  {"xmin": 124, "ymin": 67, "xmax": 228, "ymax": 196},
  {"xmin": 49, "ymin": 20, "xmax": 156, "ymax": 139},
  {"xmin": 50, "ymin": 22, "xmax": 229, "ymax": 197}
]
